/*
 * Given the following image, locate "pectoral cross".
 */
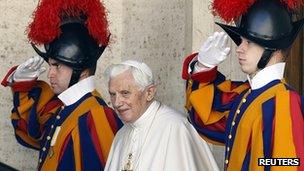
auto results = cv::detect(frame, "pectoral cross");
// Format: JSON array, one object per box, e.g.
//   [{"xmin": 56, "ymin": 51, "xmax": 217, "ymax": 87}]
[{"xmin": 122, "ymin": 153, "xmax": 133, "ymax": 171}]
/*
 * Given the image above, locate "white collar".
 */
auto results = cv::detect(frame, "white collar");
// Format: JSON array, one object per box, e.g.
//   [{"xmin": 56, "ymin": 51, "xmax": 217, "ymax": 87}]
[
  {"xmin": 128, "ymin": 101, "xmax": 160, "ymax": 128},
  {"xmin": 247, "ymin": 63, "xmax": 285, "ymax": 90},
  {"xmin": 58, "ymin": 76, "xmax": 95, "ymax": 106}
]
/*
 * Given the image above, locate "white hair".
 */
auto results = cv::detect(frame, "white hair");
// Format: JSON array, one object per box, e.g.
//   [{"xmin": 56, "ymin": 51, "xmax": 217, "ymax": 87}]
[{"xmin": 108, "ymin": 60, "xmax": 154, "ymax": 90}]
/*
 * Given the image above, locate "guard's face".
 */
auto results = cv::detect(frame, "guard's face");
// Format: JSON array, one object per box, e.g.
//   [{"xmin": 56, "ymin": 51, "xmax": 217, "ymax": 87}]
[
  {"xmin": 47, "ymin": 58, "xmax": 73, "ymax": 94},
  {"xmin": 109, "ymin": 70, "xmax": 152, "ymax": 123},
  {"xmin": 236, "ymin": 37, "xmax": 264, "ymax": 75}
]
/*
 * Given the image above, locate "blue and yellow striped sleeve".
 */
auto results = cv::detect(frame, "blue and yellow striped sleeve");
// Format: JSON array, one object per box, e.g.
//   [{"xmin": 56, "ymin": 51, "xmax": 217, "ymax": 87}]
[
  {"xmin": 2, "ymin": 67, "xmax": 59, "ymax": 149},
  {"xmin": 182, "ymin": 53, "xmax": 250, "ymax": 145}
]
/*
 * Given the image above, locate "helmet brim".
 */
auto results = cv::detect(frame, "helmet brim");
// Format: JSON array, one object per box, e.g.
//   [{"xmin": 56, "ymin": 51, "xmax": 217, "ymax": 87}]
[{"xmin": 216, "ymin": 19, "xmax": 304, "ymax": 49}]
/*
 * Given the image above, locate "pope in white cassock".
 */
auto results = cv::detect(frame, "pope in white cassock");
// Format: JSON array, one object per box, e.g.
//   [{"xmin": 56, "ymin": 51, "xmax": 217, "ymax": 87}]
[{"xmin": 104, "ymin": 60, "xmax": 219, "ymax": 171}]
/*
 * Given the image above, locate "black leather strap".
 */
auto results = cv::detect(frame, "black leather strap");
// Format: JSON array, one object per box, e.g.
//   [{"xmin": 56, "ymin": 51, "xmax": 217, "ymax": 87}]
[{"xmin": 257, "ymin": 48, "xmax": 276, "ymax": 69}]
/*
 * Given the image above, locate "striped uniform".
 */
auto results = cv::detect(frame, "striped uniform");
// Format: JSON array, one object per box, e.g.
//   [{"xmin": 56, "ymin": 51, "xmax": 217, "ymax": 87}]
[
  {"xmin": 2, "ymin": 66, "xmax": 123, "ymax": 171},
  {"xmin": 182, "ymin": 54, "xmax": 304, "ymax": 171}
]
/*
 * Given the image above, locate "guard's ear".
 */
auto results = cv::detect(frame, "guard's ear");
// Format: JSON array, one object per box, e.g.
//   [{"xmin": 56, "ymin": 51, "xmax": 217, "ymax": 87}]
[
  {"xmin": 79, "ymin": 69, "xmax": 90, "ymax": 80},
  {"xmin": 271, "ymin": 50, "xmax": 285, "ymax": 63}
]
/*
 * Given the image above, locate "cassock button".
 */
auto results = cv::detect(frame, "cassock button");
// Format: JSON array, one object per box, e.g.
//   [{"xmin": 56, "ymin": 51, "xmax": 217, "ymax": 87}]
[
  {"xmin": 225, "ymin": 159, "xmax": 229, "ymax": 164},
  {"xmin": 242, "ymin": 98, "xmax": 246, "ymax": 103},
  {"xmin": 228, "ymin": 134, "xmax": 232, "ymax": 139},
  {"xmin": 236, "ymin": 109, "xmax": 240, "ymax": 114},
  {"xmin": 42, "ymin": 147, "xmax": 46, "ymax": 151},
  {"xmin": 51, "ymin": 125, "xmax": 54, "ymax": 129},
  {"xmin": 232, "ymin": 121, "xmax": 235, "ymax": 126},
  {"xmin": 39, "ymin": 159, "xmax": 42, "ymax": 163},
  {"xmin": 56, "ymin": 115, "xmax": 60, "ymax": 120},
  {"xmin": 47, "ymin": 136, "xmax": 51, "ymax": 140},
  {"xmin": 227, "ymin": 147, "xmax": 230, "ymax": 152}
]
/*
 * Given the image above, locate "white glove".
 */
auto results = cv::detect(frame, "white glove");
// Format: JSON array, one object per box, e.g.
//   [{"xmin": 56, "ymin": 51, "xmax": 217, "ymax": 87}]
[
  {"xmin": 13, "ymin": 56, "xmax": 46, "ymax": 82},
  {"xmin": 198, "ymin": 32, "xmax": 231, "ymax": 68}
]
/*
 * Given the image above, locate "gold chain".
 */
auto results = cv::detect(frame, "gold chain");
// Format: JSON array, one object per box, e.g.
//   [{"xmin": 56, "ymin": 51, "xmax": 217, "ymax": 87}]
[{"xmin": 122, "ymin": 103, "xmax": 161, "ymax": 171}]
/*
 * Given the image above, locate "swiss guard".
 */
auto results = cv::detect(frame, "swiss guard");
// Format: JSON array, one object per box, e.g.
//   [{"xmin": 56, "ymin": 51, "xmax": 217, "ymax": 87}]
[
  {"xmin": 182, "ymin": 0, "xmax": 304, "ymax": 170},
  {"xmin": 1, "ymin": 0, "xmax": 122, "ymax": 170}
]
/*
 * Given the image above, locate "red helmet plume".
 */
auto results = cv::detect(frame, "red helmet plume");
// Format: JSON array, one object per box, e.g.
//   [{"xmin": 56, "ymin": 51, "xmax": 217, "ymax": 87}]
[
  {"xmin": 27, "ymin": 0, "xmax": 110, "ymax": 46},
  {"xmin": 212, "ymin": 0, "xmax": 304, "ymax": 23}
]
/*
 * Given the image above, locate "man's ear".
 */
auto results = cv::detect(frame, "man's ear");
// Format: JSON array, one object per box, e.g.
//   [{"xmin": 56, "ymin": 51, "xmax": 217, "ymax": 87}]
[
  {"xmin": 146, "ymin": 84, "xmax": 156, "ymax": 102},
  {"xmin": 271, "ymin": 50, "xmax": 284, "ymax": 63},
  {"xmin": 80, "ymin": 69, "xmax": 90, "ymax": 80}
]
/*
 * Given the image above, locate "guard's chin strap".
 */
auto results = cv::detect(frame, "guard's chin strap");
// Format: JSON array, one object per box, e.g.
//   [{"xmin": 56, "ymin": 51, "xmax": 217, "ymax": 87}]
[
  {"xmin": 68, "ymin": 69, "xmax": 82, "ymax": 87},
  {"xmin": 68, "ymin": 61, "xmax": 97, "ymax": 87},
  {"xmin": 257, "ymin": 48, "xmax": 276, "ymax": 69}
]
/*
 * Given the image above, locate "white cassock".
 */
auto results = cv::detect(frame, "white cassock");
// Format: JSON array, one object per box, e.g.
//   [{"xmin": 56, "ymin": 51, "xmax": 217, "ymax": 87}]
[{"xmin": 105, "ymin": 101, "xmax": 219, "ymax": 171}]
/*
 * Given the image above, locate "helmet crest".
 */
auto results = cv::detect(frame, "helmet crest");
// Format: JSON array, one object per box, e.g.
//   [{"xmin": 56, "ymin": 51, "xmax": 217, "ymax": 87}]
[
  {"xmin": 28, "ymin": 0, "xmax": 110, "ymax": 87},
  {"xmin": 27, "ymin": 0, "xmax": 110, "ymax": 46},
  {"xmin": 212, "ymin": 0, "xmax": 304, "ymax": 23}
]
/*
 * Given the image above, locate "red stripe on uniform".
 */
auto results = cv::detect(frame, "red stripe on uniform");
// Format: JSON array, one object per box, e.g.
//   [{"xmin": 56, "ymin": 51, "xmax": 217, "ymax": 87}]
[
  {"xmin": 289, "ymin": 91, "xmax": 304, "ymax": 171},
  {"xmin": 191, "ymin": 66, "xmax": 218, "ymax": 83},
  {"xmin": 87, "ymin": 112, "xmax": 105, "ymax": 165},
  {"xmin": 18, "ymin": 118, "xmax": 28, "ymax": 132},
  {"xmin": 182, "ymin": 53, "xmax": 198, "ymax": 79},
  {"xmin": 40, "ymin": 99, "xmax": 62, "ymax": 116},
  {"xmin": 59, "ymin": 134, "xmax": 72, "ymax": 162},
  {"xmin": 195, "ymin": 112, "xmax": 226, "ymax": 132},
  {"xmin": 12, "ymin": 79, "xmax": 38, "ymax": 92},
  {"xmin": 181, "ymin": 53, "xmax": 219, "ymax": 82},
  {"xmin": 104, "ymin": 107, "xmax": 119, "ymax": 133},
  {"xmin": 221, "ymin": 92, "xmax": 239, "ymax": 105},
  {"xmin": 1, "ymin": 66, "xmax": 18, "ymax": 87}
]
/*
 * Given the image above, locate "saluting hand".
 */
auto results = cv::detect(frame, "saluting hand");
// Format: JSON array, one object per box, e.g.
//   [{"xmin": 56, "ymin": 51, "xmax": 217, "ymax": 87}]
[
  {"xmin": 198, "ymin": 32, "xmax": 231, "ymax": 68},
  {"xmin": 13, "ymin": 56, "xmax": 46, "ymax": 82}
]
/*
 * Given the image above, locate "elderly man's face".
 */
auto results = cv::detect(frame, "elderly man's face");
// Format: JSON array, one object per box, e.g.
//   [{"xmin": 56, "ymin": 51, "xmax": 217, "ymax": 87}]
[{"xmin": 109, "ymin": 70, "xmax": 154, "ymax": 123}]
